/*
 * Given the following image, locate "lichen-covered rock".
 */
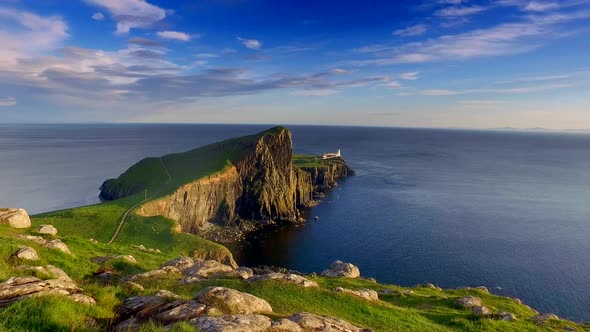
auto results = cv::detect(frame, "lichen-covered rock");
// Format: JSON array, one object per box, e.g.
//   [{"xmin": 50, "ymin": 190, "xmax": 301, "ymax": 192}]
[
  {"xmin": 471, "ymin": 306, "xmax": 492, "ymax": 316},
  {"xmin": 161, "ymin": 256, "xmax": 195, "ymax": 271},
  {"xmin": 123, "ymin": 266, "xmax": 180, "ymax": 281},
  {"xmin": 530, "ymin": 313, "xmax": 559, "ymax": 324},
  {"xmin": 321, "ymin": 260, "xmax": 360, "ymax": 278},
  {"xmin": 184, "ymin": 260, "xmax": 234, "ymax": 278},
  {"xmin": 44, "ymin": 239, "xmax": 71, "ymax": 254},
  {"xmin": 42, "ymin": 265, "xmax": 73, "ymax": 282},
  {"xmin": 154, "ymin": 300, "xmax": 205, "ymax": 323},
  {"xmin": 122, "ymin": 281, "xmax": 145, "ymax": 292},
  {"xmin": 37, "ymin": 224, "xmax": 58, "ymax": 235},
  {"xmin": 288, "ymin": 312, "xmax": 370, "ymax": 332},
  {"xmin": 11, "ymin": 246, "xmax": 39, "ymax": 261},
  {"xmin": 118, "ymin": 295, "xmax": 166, "ymax": 319},
  {"xmin": 455, "ymin": 296, "xmax": 482, "ymax": 308},
  {"xmin": 213, "ymin": 266, "xmax": 254, "ymax": 280},
  {"xmin": 270, "ymin": 318, "xmax": 302, "ymax": 331},
  {"xmin": 16, "ymin": 235, "xmax": 47, "ymax": 245},
  {"xmin": 154, "ymin": 289, "xmax": 181, "ymax": 300},
  {"xmin": 192, "ymin": 314, "xmax": 272, "ymax": 332},
  {"xmin": 333, "ymin": 287, "xmax": 379, "ymax": 301},
  {"xmin": 0, "ymin": 276, "xmax": 83, "ymax": 306},
  {"xmin": 91, "ymin": 255, "xmax": 136, "ymax": 265},
  {"xmin": 195, "ymin": 287, "xmax": 272, "ymax": 314},
  {"xmin": 495, "ymin": 311, "xmax": 518, "ymax": 321},
  {"xmin": 69, "ymin": 293, "xmax": 96, "ymax": 306},
  {"xmin": 246, "ymin": 273, "xmax": 318, "ymax": 287},
  {"xmin": 0, "ymin": 208, "xmax": 31, "ymax": 228}
]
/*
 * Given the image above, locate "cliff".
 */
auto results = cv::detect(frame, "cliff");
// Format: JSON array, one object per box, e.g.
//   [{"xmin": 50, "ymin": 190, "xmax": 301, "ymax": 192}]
[{"xmin": 100, "ymin": 127, "xmax": 352, "ymax": 235}]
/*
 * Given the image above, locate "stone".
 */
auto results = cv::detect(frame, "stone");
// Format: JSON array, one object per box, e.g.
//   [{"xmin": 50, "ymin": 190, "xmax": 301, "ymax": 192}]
[
  {"xmin": 154, "ymin": 289, "xmax": 181, "ymax": 299},
  {"xmin": 16, "ymin": 235, "xmax": 47, "ymax": 245},
  {"xmin": 0, "ymin": 208, "xmax": 31, "ymax": 228},
  {"xmin": 123, "ymin": 266, "xmax": 180, "ymax": 281},
  {"xmin": 475, "ymin": 286, "xmax": 489, "ymax": 293},
  {"xmin": 69, "ymin": 293, "xmax": 96, "ymax": 305},
  {"xmin": 288, "ymin": 312, "xmax": 369, "ymax": 332},
  {"xmin": 118, "ymin": 296, "xmax": 166, "ymax": 319},
  {"xmin": 154, "ymin": 300, "xmax": 205, "ymax": 323},
  {"xmin": 11, "ymin": 247, "xmax": 39, "ymax": 261},
  {"xmin": 195, "ymin": 287, "xmax": 273, "ymax": 314},
  {"xmin": 420, "ymin": 283, "xmax": 437, "ymax": 289},
  {"xmin": 161, "ymin": 256, "xmax": 195, "ymax": 271},
  {"xmin": 471, "ymin": 306, "xmax": 492, "ymax": 316},
  {"xmin": 455, "ymin": 296, "xmax": 482, "ymax": 308},
  {"xmin": 495, "ymin": 311, "xmax": 517, "ymax": 321},
  {"xmin": 530, "ymin": 313, "xmax": 559, "ymax": 324},
  {"xmin": 43, "ymin": 265, "xmax": 73, "ymax": 282},
  {"xmin": 91, "ymin": 255, "xmax": 136, "ymax": 265},
  {"xmin": 184, "ymin": 260, "xmax": 234, "ymax": 278},
  {"xmin": 37, "ymin": 224, "xmax": 58, "ymax": 235},
  {"xmin": 213, "ymin": 266, "xmax": 254, "ymax": 280},
  {"xmin": 246, "ymin": 273, "xmax": 318, "ymax": 287},
  {"xmin": 192, "ymin": 314, "xmax": 272, "ymax": 332},
  {"xmin": 321, "ymin": 260, "xmax": 360, "ymax": 278},
  {"xmin": 179, "ymin": 276, "xmax": 204, "ymax": 285},
  {"xmin": 0, "ymin": 277, "xmax": 82, "ymax": 306},
  {"xmin": 122, "ymin": 281, "xmax": 145, "ymax": 292},
  {"xmin": 333, "ymin": 287, "xmax": 379, "ymax": 301},
  {"xmin": 270, "ymin": 318, "xmax": 302, "ymax": 332},
  {"xmin": 44, "ymin": 239, "xmax": 71, "ymax": 254}
]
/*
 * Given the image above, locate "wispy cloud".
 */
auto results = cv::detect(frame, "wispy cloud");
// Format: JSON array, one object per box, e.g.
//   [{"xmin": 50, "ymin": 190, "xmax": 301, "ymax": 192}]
[
  {"xmin": 157, "ymin": 30, "xmax": 192, "ymax": 41},
  {"xmin": 0, "ymin": 96, "xmax": 16, "ymax": 107},
  {"xmin": 237, "ymin": 37, "xmax": 262, "ymax": 49},
  {"xmin": 291, "ymin": 89, "xmax": 338, "ymax": 96},
  {"xmin": 399, "ymin": 72, "xmax": 420, "ymax": 80},
  {"xmin": 393, "ymin": 24, "xmax": 428, "ymax": 37},
  {"xmin": 435, "ymin": 5, "xmax": 488, "ymax": 17},
  {"xmin": 91, "ymin": 12, "xmax": 104, "ymax": 21},
  {"xmin": 83, "ymin": 0, "xmax": 166, "ymax": 34},
  {"xmin": 420, "ymin": 89, "xmax": 458, "ymax": 96},
  {"xmin": 418, "ymin": 83, "xmax": 572, "ymax": 96}
]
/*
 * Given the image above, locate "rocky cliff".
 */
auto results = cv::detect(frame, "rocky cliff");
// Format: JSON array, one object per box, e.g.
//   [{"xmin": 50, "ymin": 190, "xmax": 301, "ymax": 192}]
[{"xmin": 102, "ymin": 127, "xmax": 352, "ymax": 235}]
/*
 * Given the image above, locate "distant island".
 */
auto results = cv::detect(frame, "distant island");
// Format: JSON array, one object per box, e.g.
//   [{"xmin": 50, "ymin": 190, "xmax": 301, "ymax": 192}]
[{"xmin": 0, "ymin": 127, "xmax": 581, "ymax": 331}]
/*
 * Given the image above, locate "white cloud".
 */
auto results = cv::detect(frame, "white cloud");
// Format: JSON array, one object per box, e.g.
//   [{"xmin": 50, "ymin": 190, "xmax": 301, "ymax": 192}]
[
  {"xmin": 91, "ymin": 12, "xmax": 104, "ymax": 20},
  {"xmin": 237, "ymin": 37, "xmax": 262, "ymax": 50},
  {"xmin": 393, "ymin": 24, "xmax": 428, "ymax": 37},
  {"xmin": 435, "ymin": 5, "xmax": 488, "ymax": 17},
  {"xmin": 384, "ymin": 81, "xmax": 402, "ymax": 88},
  {"xmin": 83, "ymin": 0, "xmax": 166, "ymax": 34},
  {"xmin": 0, "ymin": 97, "xmax": 16, "ymax": 107},
  {"xmin": 291, "ymin": 89, "xmax": 338, "ymax": 96},
  {"xmin": 196, "ymin": 53, "xmax": 219, "ymax": 58},
  {"xmin": 157, "ymin": 30, "xmax": 191, "ymax": 41},
  {"xmin": 399, "ymin": 72, "xmax": 420, "ymax": 80}
]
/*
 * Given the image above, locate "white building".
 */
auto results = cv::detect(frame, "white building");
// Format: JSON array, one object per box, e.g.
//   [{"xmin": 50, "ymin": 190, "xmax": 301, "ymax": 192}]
[{"xmin": 322, "ymin": 149, "xmax": 341, "ymax": 159}]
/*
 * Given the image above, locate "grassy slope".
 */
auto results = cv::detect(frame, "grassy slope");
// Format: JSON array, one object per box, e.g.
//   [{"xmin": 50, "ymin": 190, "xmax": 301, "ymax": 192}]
[{"xmin": 0, "ymin": 224, "xmax": 584, "ymax": 331}]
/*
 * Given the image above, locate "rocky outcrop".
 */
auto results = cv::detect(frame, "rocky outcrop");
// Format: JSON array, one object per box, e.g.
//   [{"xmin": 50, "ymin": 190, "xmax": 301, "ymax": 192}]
[
  {"xmin": 333, "ymin": 287, "xmax": 379, "ymax": 301},
  {"xmin": 105, "ymin": 127, "xmax": 352, "ymax": 235},
  {"xmin": 183, "ymin": 260, "xmax": 234, "ymax": 278},
  {"xmin": 0, "ymin": 276, "xmax": 94, "ymax": 307},
  {"xmin": 0, "ymin": 208, "xmax": 31, "ymax": 229},
  {"xmin": 11, "ymin": 247, "xmax": 39, "ymax": 261},
  {"xmin": 455, "ymin": 296, "xmax": 482, "ymax": 308},
  {"xmin": 288, "ymin": 312, "xmax": 370, "ymax": 332},
  {"xmin": 37, "ymin": 224, "xmax": 58, "ymax": 235},
  {"xmin": 194, "ymin": 314, "xmax": 272, "ymax": 332},
  {"xmin": 246, "ymin": 273, "xmax": 318, "ymax": 287},
  {"xmin": 195, "ymin": 287, "xmax": 273, "ymax": 314},
  {"xmin": 321, "ymin": 260, "xmax": 361, "ymax": 278}
]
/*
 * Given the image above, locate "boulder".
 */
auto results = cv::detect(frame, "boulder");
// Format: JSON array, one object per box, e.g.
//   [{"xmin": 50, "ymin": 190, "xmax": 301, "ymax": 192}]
[
  {"xmin": 321, "ymin": 260, "xmax": 360, "ymax": 278},
  {"xmin": 179, "ymin": 276, "xmax": 204, "ymax": 285},
  {"xmin": 471, "ymin": 306, "xmax": 492, "ymax": 317},
  {"xmin": 270, "ymin": 318, "xmax": 302, "ymax": 332},
  {"xmin": 154, "ymin": 300, "xmax": 205, "ymax": 323},
  {"xmin": 91, "ymin": 255, "xmax": 136, "ymax": 265},
  {"xmin": 161, "ymin": 256, "xmax": 195, "ymax": 271},
  {"xmin": 37, "ymin": 224, "xmax": 58, "ymax": 235},
  {"xmin": 44, "ymin": 239, "xmax": 71, "ymax": 254},
  {"xmin": 420, "ymin": 283, "xmax": 437, "ymax": 289},
  {"xmin": 192, "ymin": 314, "xmax": 272, "ymax": 332},
  {"xmin": 154, "ymin": 289, "xmax": 181, "ymax": 300},
  {"xmin": 213, "ymin": 266, "xmax": 254, "ymax": 280},
  {"xmin": 43, "ymin": 265, "xmax": 73, "ymax": 282},
  {"xmin": 530, "ymin": 313, "xmax": 559, "ymax": 324},
  {"xmin": 333, "ymin": 287, "xmax": 379, "ymax": 301},
  {"xmin": 195, "ymin": 287, "xmax": 272, "ymax": 314},
  {"xmin": 0, "ymin": 208, "xmax": 31, "ymax": 228},
  {"xmin": 11, "ymin": 246, "xmax": 39, "ymax": 261},
  {"xmin": 122, "ymin": 281, "xmax": 145, "ymax": 292},
  {"xmin": 184, "ymin": 260, "xmax": 234, "ymax": 278},
  {"xmin": 0, "ymin": 276, "xmax": 84, "ymax": 306},
  {"xmin": 495, "ymin": 311, "xmax": 517, "ymax": 321},
  {"xmin": 455, "ymin": 296, "xmax": 482, "ymax": 308},
  {"xmin": 123, "ymin": 266, "xmax": 180, "ymax": 281},
  {"xmin": 246, "ymin": 273, "xmax": 318, "ymax": 287},
  {"xmin": 288, "ymin": 312, "xmax": 370, "ymax": 332},
  {"xmin": 69, "ymin": 293, "xmax": 97, "ymax": 306},
  {"xmin": 118, "ymin": 295, "xmax": 166, "ymax": 319}
]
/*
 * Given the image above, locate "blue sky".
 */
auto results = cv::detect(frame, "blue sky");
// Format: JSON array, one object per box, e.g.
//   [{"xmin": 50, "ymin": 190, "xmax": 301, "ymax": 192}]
[{"xmin": 0, "ymin": 0, "xmax": 589, "ymax": 129}]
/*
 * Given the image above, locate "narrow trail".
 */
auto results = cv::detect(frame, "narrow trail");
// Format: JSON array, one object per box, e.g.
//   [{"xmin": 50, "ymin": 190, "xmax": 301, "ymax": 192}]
[{"xmin": 106, "ymin": 159, "xmax": 172, "ymax": 245}]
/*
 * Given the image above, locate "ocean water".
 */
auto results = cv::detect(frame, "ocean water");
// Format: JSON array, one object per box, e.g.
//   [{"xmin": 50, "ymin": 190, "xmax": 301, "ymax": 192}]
[{"xmin": 1, "ymin": 124, "xmax": 590, "ymax": 321}]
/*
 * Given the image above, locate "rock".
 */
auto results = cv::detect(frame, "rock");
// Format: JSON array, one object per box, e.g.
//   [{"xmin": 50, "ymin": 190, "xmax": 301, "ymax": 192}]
[
  {"xmin": 475, "ymin": 286, "xmax": 489, "ymax": 293},
  {"xmin": 154, "ymin": 300, "xmax": 205, "ymax": 323},
  {"xmin": 44, "ymin": 239, "xmax": 71, "ymax": 254},
  {"xmin": 513, "ymin": 298, "xmax": 522, "ymax": 304},
  {"xmin": 0, "ymin": 276, "xmax": 82, "ymax": 306},
  {"xmin": 122, "ymin": 281, "xmax": 145, "ymax": 292},
  {"xmin": 495, "ymin": 311, "xmax": 517, "ymax": 321},
  {"xmin": 179, "ymin": 276, "xmax": 204, "ymax": 285},
  {"xmin": 123, "ymin": 266, "xmax": 180, "ymax": 281},
  {"xmin": 16, "ymin": 235, "xmax": 47, "ymax": 245},
  {"xmin": 161, "ymin": 256, "xmax": 195, "ymax": 271},
  {"xmin": 213, "ymin": 266, "xmax": 254, "ymax": 280},
  {"xmin": 154, "ymin": 289, "xmax": 181, "ymax": 300},
  {"xmin": 0, "ymin": 208, "xmax": 31, "ymax": 228},
  {"xmin": 333, "ymin": 287, "xmax": 379, "ymax": 301},
  {"xmin": 270, "ymin": 318, "xmax": 302, "ymax": 332},
  {"xmin": 288, "ymin": 312, "xmax": 370, "ymax": 332},
  {"xmin": 118, "ymin": 295, "xmax": 166, "ymax": 319},
  {"xmin": 184, "ymin": 260, "xmax": 234, "ymax": 278},
  {"xmin": 455, "ymin": 296, "xmax": 482, "ymax": 308},
  {"xmin": 192, "ymin": 314, "xmax": 272, "ymax": 332},
  {"xmin": 246, "ymin": 273, "xmax": 318, "ymax": 287},
  {"xmin": 92, "ymin": 255, "xmax": 136, "ymax": 265},
  {"xmin": 69, "ymin": 293, "xmax": 96, "ymax": 306},
  {"xmin": 530, "ymin": 313, "xmax": 559, "ymax": 324},
  {"xmin": 37, "ymin": 224, "xmax": 58, "ymax": 235},
  {"xmin": 420, "ymin": 283, "xmax": 437, "ymax": 289},
  {"xmin": 471, "ymin": 306, "xmax": 492, "ymax": 317},
  {"xmin": 320, "ymin": 260, "xmax": 360, "ymax": 278},
  {"xmin": 114, "ymin": 318, "xmax": 141, "ymax": 331},
  {"xmin": 195, "ymin": 287, "xmax": 272, "ymax": 314},
  {"xmin": 43, "ymin": 265, "xmax": 73, "ymax": 282},
  {"xmin": 11, "ymin": 247, "xmax": 39, "ymax": 261},
  {"xmin": 89, "ymin": 238, "xmax": 98, "ymax": 244}
]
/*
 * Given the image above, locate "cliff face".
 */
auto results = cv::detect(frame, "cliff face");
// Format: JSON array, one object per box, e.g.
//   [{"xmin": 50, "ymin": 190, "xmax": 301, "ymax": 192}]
[{"xmin": 113, "ymin": 127, "xmax": 351, "ymax": 235}]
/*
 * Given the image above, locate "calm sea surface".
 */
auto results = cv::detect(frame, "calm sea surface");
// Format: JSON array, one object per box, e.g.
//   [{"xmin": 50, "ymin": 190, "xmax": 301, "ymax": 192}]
[{"xmin": 1, "ymin": 124, "xmax": 590, "ymax": 321}]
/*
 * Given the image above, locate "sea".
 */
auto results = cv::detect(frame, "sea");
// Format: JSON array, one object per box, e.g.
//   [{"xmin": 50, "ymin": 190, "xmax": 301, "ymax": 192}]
[{"xmin": 1, "ymin": 123, "xmax": 590, "ymax": 321}]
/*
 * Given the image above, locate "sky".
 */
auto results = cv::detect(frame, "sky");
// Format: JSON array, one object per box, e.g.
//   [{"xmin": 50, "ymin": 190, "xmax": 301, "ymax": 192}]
[{"xmin": 0, "ymin": 0, "xmax": 589, "ymax": 129}]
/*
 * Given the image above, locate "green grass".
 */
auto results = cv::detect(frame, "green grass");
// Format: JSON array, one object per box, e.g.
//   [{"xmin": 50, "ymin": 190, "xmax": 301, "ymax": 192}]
[{"xmin": 293, "ymin": 154, "xmax": 326, "ymax": 167}]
